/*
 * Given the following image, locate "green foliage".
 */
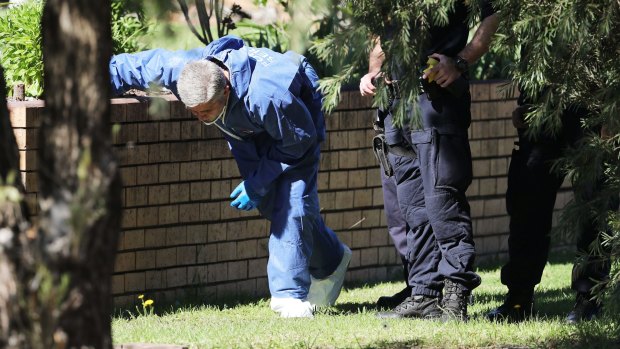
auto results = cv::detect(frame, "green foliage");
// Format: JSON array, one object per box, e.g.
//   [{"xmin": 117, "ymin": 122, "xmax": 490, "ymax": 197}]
[
  {"xmin": 310, "ymin": 1, "xmax": 486, "ymax": 123},
  {"xmin": 469, "ymin": 27, "xmax": 511, "ymax": 81},
  {"xmin": 234, "ymin": 19, "xmax": 288, "ymax": 53},
  {"xmin": 0, "ymin": 0, "xmax": 151, "ymax": 98},
  {"xmin": 309, "ymin": 18, "xmax": 370, "ymax": 113},
  {"xmin": 176, "ymin": 0, "xmax": 252, "ymax": 46},
  {"xmin": 0, "ymin": 0, "xmax": 43, "ymax": 97},
  {"xmin": 175, "ymin": 1, "xmax": 290, "ymax": 53},
  {"xmin": 111, "ymin": 0, "xmax": 152, "ymax": 54},
  {"xmin": 493, "ymin": 0, "xmax": 620, "ymax": 135},
  {"xmin": 493, "ymin": 0, "xmax": 620, "ymax": 316},
  {"xmin": 608, "ymin": 212, "xmax": 620, "ymax": 320},
  {"xmin": 470, "ymin": 49, "xmax": 511, "ymax": 80},
  {"xmin": 280, "ymin": 0, "xmax": 331, "ymax": 54},
  {"xmin": 300, "ymin": 1, "xmax": 362, "ymax": 84}
]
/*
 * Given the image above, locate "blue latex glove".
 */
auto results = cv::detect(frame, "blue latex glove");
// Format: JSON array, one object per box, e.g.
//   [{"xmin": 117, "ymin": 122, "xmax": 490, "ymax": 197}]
[{"xmin": 230, "ymin": 181, "xmax": 261, "ymax": 211}]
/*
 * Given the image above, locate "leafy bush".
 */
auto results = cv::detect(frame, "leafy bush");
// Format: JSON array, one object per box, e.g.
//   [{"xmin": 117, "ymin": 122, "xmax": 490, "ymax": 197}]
[
  {"xmin": 234, "ymin": 20, "xmax": 288, "ymax": 53},
  {"xmin": 0, "ymin": 0, "xmax": 151, "ymax": 98},
  {"xmin": 0, "ymin": 0, "xmax": 44, "ymax": 97},
  {"xmin": 470, "ymin": 48, "xmax": 512, "ymax": 81},
  {"xmin": 111, "ymin": 0, "xmax": 151, "ymax": 54}
]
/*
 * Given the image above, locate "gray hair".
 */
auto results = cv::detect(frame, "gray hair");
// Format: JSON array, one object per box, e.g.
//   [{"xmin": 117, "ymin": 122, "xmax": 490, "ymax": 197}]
[{"xmin": 177, "ymin": 60, "xmax": 227, "ymax": 107}]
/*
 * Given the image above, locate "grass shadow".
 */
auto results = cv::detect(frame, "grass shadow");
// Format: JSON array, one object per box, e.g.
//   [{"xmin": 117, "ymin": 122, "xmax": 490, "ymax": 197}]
[
  {"xmin": 112, "ymin": 251, "xmax": 584, "ymax": 320},
  {"xmin": 547, "ymin": 323, "xmax": 620, "ymax": 349},
  {"xmin": 358, "ymin": 339, "xmax": 422, "ymax": 349},
  {"xmin": 113, "ymin": 290, "xmax": 267, "ymax": 320},
  {"xmin": 329, "ymin": 301, "xmax": 378, "ymax": 315},
  {"xmin": 470, "ymin": 286, "xmax": 575, "ymax": 321}
]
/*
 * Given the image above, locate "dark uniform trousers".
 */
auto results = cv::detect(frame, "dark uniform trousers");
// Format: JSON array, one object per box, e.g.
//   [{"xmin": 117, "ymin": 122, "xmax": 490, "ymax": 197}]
[
  {"xmin": 380, "ymin": 170, "xmax": 410, "ymax": 283},
  {"xmin": 385, "ymin": 89, "xmax": 482, "ymax": 297},
  {"xmin": 501, "ymin": 106, "xmax": 618, "ymax": 293}
]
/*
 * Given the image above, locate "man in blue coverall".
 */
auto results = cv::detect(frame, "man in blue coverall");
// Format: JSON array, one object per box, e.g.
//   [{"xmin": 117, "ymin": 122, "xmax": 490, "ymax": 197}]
[
  {"xmin": 360, "ymin": 1, "xmax": 499, "ymax": 321},
  {"xmin": 109, "ymin": 35, "xmax": 352, "ymax": 318}
]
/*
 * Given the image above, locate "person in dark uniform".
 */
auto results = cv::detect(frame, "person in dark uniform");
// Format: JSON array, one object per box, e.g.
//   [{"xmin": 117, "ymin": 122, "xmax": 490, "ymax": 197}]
[
  {"xmin": 377, "ymin": 169, "xmax": 412, "ymax": 309},
  {"xmin": 487, "ymin": 92, "xmax": 618, "ymax": 323},
  {"xmin": 360, "ymin": 1, "xmax": 499, "ymax": 321},
  {"xmin": 363, "ymin": 58, "xmax": 413, "ymax": 309}
]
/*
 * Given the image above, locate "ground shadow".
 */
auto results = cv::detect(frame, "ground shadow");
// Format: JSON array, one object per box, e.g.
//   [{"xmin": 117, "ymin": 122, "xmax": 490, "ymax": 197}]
[
  {"xmin": 113, "ymin": 291, "xmax": 266, "ymax": 319},
  {"xmin": 329, "ymin": 301, "xmax": 378, "ymax": 315},
  {"xmin": 470, "ymin": 286, "xmax": 575, "ymax": 321},
  {"xmin": 355, "ymin": 339, "xmax": 422, "ymax": 349},
  {"xmin": 114, "ymin": 277, "xmax": 406, "ymax": 319},
  {"xmin": 113, "ymin": 251, "xmax": 592, "ymax": 320},
  {"xmin": 547, "ymin": 326, "xmax": 620, "ymax": 349}
]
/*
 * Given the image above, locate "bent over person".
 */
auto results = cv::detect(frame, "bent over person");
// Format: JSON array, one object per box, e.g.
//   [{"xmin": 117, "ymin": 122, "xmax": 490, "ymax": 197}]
[
  {"xmin": 109, "ymin": 35, "xmax": 351, "ymax": 318},
  {"xmin": 360, "ymin": 1, "xmax": 499, "ymax": 321}
]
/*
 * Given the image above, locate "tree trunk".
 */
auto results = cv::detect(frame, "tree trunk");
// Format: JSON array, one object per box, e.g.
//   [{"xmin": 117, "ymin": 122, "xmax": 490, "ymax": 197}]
[
  {"xmin": 0, "ymin": 0, "xmax": 122, "ymax": 348},
  {"xmin": 38, "ymin": 0, "xmax": 121, "ymax": 347}
]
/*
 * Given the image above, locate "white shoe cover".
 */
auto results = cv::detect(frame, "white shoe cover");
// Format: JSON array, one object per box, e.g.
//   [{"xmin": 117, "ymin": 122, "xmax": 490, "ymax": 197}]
[
  {"xmin": 307, "ymin": 244, "xmax": 352, "ymax": 307},
  {"xmin": 270, "ymin": 297, "xmax": 314, "ymax": 318}
]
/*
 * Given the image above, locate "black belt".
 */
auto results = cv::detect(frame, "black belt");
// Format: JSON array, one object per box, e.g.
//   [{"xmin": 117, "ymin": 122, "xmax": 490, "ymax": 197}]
[{"xmin": 372, "ymin": 134, "xmax": 417, "ymax": 177}]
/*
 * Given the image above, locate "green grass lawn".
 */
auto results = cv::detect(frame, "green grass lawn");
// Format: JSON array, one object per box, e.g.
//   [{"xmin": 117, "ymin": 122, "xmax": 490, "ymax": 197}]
[{"xmin": 112, "ymin": 256, "xmax": 619, "ymax": 348}]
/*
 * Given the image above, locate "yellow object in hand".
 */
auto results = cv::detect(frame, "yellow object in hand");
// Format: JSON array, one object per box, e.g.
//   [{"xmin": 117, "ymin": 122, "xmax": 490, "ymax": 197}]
[{"xmin": 422, "ymin": 57, "xmax": 439, "ymax": 82}]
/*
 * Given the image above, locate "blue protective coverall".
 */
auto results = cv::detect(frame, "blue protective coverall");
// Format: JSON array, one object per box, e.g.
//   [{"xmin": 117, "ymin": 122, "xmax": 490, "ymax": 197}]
[{"xmin": 110, "ymin": 35, "xmax": 345, "ymax": 300}]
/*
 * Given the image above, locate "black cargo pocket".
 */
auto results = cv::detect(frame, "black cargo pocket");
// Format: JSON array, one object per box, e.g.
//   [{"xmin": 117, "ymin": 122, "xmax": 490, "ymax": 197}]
[
  {"xmin": 411, "ymin": 129, "xmax": 433, "ymax": 177},
  {"xmin": 433, "ymin": 130, "xmax": 472, "ymax": 191}
]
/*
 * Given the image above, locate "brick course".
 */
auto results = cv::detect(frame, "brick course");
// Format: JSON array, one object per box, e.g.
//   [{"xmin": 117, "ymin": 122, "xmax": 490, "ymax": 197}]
[{"xmin": 9, "ymin": 81, "xmax": 571, "ymax": 307}]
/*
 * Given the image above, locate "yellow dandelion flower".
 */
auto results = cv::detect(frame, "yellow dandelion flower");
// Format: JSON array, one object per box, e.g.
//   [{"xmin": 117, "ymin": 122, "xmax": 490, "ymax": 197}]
[
  {"xmin": 143, "ymin": 299, "xmax": 154, "ymax": 306},
  {"xmin": 138, "ymin": 294, "xmax": 144, "ymax": 299}
]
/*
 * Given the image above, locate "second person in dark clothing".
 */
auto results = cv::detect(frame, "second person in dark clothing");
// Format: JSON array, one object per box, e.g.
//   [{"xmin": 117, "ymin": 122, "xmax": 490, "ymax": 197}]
[
  {"xmin": 360, "ymin": 1, "xmax": 499, "ymax": 321},
  {"xmin": 487, "ymin": 92, "xmax": 619, "ymax": 323}
]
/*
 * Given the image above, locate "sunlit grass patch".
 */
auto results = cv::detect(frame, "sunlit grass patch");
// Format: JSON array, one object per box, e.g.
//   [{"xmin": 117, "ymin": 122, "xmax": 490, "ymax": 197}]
[{"xmin": 113, "ymin": 258, "xmax": 620, "ymax": 348}]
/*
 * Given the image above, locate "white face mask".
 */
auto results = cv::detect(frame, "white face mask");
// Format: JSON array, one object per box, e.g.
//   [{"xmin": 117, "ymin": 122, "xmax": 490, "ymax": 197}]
[
  {"xmin": 202, "ymin": 103, "xmax": 227, "ymax": 126},
  {"xmin": 202, "ymin": 93, "xmax": 230, "ymax": 126}
]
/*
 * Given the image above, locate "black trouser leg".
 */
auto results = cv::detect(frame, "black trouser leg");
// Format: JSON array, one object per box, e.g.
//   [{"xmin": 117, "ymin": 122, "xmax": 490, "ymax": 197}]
[
  {"xmin": 380, "ymin": 169, "xmax": 410, "ymax": 285},
  {"xmin": 501, "ymin": 129, "xmax": 565, "ymax": 289}
]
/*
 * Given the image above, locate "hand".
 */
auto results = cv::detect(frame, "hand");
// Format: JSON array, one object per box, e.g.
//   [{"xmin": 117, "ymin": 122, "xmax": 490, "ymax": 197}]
[
  {"xmin": 360, "ymin": 72, "xmax": 379, "ymax": 96},
  {"xmin": 230, "ymin": 181, "xmax": 261, "ymax": 211},
  {"xmin": 423, "ymin": 53, "xmax": 462, "ymax": 88}
]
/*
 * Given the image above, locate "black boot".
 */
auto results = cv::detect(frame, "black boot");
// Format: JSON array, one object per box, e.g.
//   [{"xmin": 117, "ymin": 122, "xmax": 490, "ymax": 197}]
[
  {"xmin": 441, "ymin": 279, "xmax": 471, "ymax": 322},
  {"xmin": 376, "ymin": 295, "xmax": 442, "ymax": 319},
  {"xmin": 486, "ymin": 288, "xmax": 534, "ymax": 322},
  {"xmin": 566, "ymin": 293, "xmax": 601, "ymax": 323},
  {"xmin": 376, "ymin": 286, "xmax": 412, "ymax": 309}
]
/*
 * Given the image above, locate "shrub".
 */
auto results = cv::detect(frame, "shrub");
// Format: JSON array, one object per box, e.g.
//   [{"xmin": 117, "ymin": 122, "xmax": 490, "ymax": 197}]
[
  {"xmin": 0, "ymin": 0, "xmax": 44, "ymax": 97},
  {"xmin": 111, "ymin": 0, "xmax": 151, "ymax": 54},
  {"xmin": 0, "ymin": 0, "xmax": 151, "ymax": 98}
]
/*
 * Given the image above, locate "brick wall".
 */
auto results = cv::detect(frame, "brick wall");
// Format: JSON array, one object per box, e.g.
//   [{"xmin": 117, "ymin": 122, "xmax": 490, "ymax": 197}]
[
  {"xmin": 8, "ymin": 81, "xmax": 570, "ymax": 306},
  {"xmin": 468, "ymin": 82, "xmax": 518, "ymax": 257}
]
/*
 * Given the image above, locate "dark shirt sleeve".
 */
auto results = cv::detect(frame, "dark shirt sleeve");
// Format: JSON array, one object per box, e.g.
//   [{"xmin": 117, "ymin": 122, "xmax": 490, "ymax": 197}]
[{"xmin": 480, "ymin": 0, "xmax": 496, "ymax": 20}]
